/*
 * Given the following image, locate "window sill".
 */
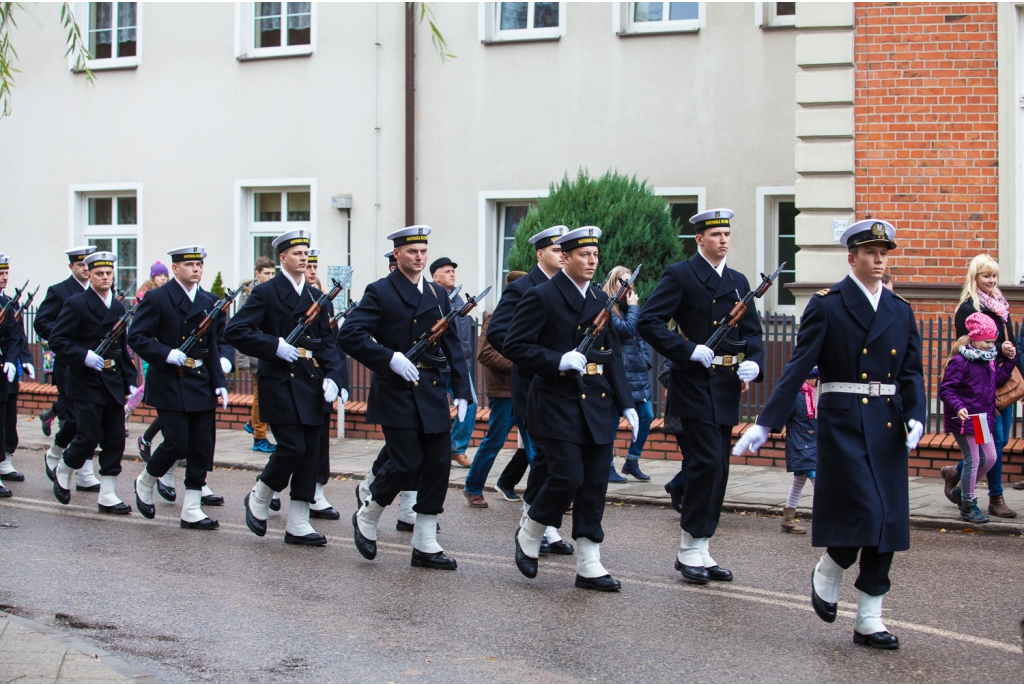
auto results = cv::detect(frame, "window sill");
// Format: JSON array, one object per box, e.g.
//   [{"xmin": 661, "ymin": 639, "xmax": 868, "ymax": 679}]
[
  {"xmin": 616, "ymin": 26, "xmax": 700, "ymax": 36},
  {"xmin": 238, "ymin": 46, "xmax": 314, "ymax": 61},
  {"xmin": 760, "ymin": 23, "xmax": 797, "ymax": 30},
  {"xmin": 482, "ymin": 32, "xmax": 563, "ymax": 44},
  {"xmin": 80, "ymin": 57, "xmax": 140, "ymax": 71}
]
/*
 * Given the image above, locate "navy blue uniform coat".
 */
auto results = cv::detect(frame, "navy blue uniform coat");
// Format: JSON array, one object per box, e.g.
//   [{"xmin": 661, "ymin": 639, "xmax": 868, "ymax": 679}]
[
  {"xmin": 33, "ymin": 276, "xmax": 87, "ymax": 392},
  {"xmin": 224, "ymin": 272, "xmax": 344, "ymax": 426},
  {"xmin": 127, "ymin": 279, "xmax": 228, "ymax": 412},
  {"xmin": 758, "ymin": 277, "xmax": 925, "ymax": 553},
  {"xmin": 0, "ymin": 294, "xmax": 31, "ymax": 396},
  {"xmin": 337, "ymin": 269, "xmax": 471, "ymax": 434},
  {"xmin": 48, "ymin": 289, "xmax": 135, "ymax": 406},
  {"xmin": 0, "ymin": 296, "xmax": 19, "ymax": 397},
  {"xmin": 502, "ymin": 270, "xmax": 632, "ymax": 445},
  {"xmin": 637, "ymin": 256, "xmax": 765, "ymax": 426}
]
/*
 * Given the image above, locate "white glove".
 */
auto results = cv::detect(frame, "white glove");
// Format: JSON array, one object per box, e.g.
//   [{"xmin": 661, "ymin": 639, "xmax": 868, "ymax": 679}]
[
  {"xmin": 215, "ymin": 387, "xmax": 228, "ymax": 411},
  {"xmin": 689, "ymin": 344, "xmax": 714, "ymax": 368},
  {"xmin": 129, "ymin": 385, "xmax": 138, "ymax": 397},
  {"xmin": 624, "ymin": 407, "xmax": 639, "ymax": 442},
  {"xmin": 323, "ymin": 378, "xmax": 339, "ymax": 403},
  {"xmin": 454, "ymin": 398, "xmax": 468, "ymax": 423},
  {"xmin": 85, "ymin": 350, "xmax": 105, "ymax": 371},
  {"xmin": 3, "ymin": 362, "xmax": 15, "ymax": 383},
  {"xmin": 22, "ymin": 363, "xmax": 34, "ymax": 379},
  {"xmin": 732, "ymin": 424, "xmax": 770, "ymax": 456},
  {"xmin": 276, "ymin": 338, "xmax": 299, "ymax": 362},
  {"xmin": 558, "ymin": 350, "xmax": 587, "ymax": 374},
  {"xmin": 389, "ymin": 352, "xmax": 419, "ymax": 382},
  {"xmin": 906, "ymin": 419, "xmax": 923, "ymax": 451},
  {"xmin": 737, "ymin": 360, "xmax": 759, "ymax": 382},
  {"xmin": 340, "ymin": 388, "xmax": 349, "ymax": 405},
  {"xmin": 166, "ymin": 349, "xmax": 187, "ymax": 366},
  {"xmin": 220, "ymin": 357, "xmax": 232, "ymax": 374}
]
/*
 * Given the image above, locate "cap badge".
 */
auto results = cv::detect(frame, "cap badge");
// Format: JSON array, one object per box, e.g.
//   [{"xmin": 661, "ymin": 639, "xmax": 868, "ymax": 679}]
[
  {"xmin": 418, "ymin": 227, "xmax": 424, "ymax": 235},
  {"xmin": 871, "ymin": 223, "xmax": 884, "ymax": 237},
  {"xmin": 588, "ymin": 228, "xmax": 594, "ymax": 236},
  {"xmin": 714, "ymin": 211, "xmax": 721, "ymax": 218}
]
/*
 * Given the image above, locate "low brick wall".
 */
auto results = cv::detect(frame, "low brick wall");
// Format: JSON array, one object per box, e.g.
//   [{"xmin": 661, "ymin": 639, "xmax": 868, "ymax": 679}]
[{"xmin": 14, "ymin": 382, "xmax": 1024, "ymax": 482}]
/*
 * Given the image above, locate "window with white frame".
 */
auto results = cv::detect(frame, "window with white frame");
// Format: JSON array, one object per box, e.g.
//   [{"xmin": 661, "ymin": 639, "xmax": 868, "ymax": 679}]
[
  {"xmin": 249, "ymin": 188, "xmax": 312, "ymax": 268},
  {"xmin": 497, "ymin": 202, "xmax": 535, "ymax": 291},
  {"xmin": 481, "ymin": 2, "xmax": 565, "ymax": 43},
  {"xmin": 84, "ymin": 195, "xmax": 138, "ymax": 294},
  {"xmin": 74, "ymin": 2, "xmax": 140, "ymax": 70},
  {"xmin": 237, "ymin": 2, "xmax": 315, "ymax": 60},
  {"xmin": 763, "ymin": 196, "xmax": 799, "ymax": 310},
  {"xmin": 614, "ymin": 2, "xmax": 703, "ymax": 35},
  {"xmin": 757, "ymin": 2, "xmax": 795, "ymax": 28},
  {"xmin": 668, "ymin": 199, "xmax": 700, "ymax": 259}
]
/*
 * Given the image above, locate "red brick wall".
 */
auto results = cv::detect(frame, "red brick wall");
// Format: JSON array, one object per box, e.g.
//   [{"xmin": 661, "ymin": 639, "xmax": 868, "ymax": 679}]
[{"xmin": 854, "ymin": 3, "xmax": 999, "ymax": 286}]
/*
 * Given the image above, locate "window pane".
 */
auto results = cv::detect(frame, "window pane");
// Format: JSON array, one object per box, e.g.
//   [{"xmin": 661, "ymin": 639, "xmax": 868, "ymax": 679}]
[
  {"xmin": 287, "ymin": 191, "xmax": 311, "ymax": 222},
  {"xmin": 255, "ymin": 193, "xmax": 282, "ymax": 222},
  {"xmin": 633, "ymin": 2, "xmax": 663, "ymax": 22},
  {"xmin": 255, "ymin": 2, "xmax": 281, "ymax": 18},
  {"xmin": 92, "ymin": 238, "xmax": 112, "ymax": 252},
  {"xmin": 776, "ymin": 2, "xmax": 796, "ymax": 16},
  {"xmin": 117, "ymin": 2, "xmax": 136, "ymax": 28},
  {"xmin": 500, "ymin": 205, "xmax": 530, "ymax": 290},
  {"xmin": 668, "ymin": 2, "xmax": 698, "ymax": 20},
  {"xmin": 777, "ymin": 201, "xmax": 800, "ymax": 306},
  {"xmin": 286, "ymin": 2, "xmax": 311, "ymax": 45},
  {"xmin": 255, "ymin": 4, "xmax": 282, "ymax": 48},
  {"xmin": 90, "ymin": 3, "xmax": 112, "ymax": 29},
  {"xmin": 499, "ymin": 2, "xmax": 528, "ymax": 30},
  {"xmin": 254, "ymin": 236, "xmax": 280, "ymax": 268},
  {"xmin": 116, "ymin": 196, "xmax": 137, "ymax": 225},
  {"xmin": 534, "ymin": 2, "xmax": 559, "ymax": 28},
  {"xmin": 89, "ymin": 198, "xmax": 113, "ymax": 225},
  {"xmin": 89, "ymin": 3, "xmax": 113, "ymax": 58},
  {"xmin": 670, "ymin": 202, "xmax": 698, "ymax": 260}
]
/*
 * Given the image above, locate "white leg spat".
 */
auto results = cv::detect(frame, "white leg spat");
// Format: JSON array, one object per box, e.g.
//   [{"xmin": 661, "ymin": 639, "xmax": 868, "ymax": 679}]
[
  {"xmin": 517, "ymin": 516, "xmax": 546, "ymax": 559},
  {"xmin": 854, "ymin": 591, "xmax": 888, "ymax": 636},
  {"xmin": 813, "ymin": 551, "xmax": 844, "ymax": 605},
  {"xmin": 576, "ymin": 538, "xmax": 609, "ymax": 579},
  {"xmin": 412, "ymin": 514, "xmax": 442, "ymax": 553},
  {"xmin": 356, "ymin": 499, "xmax": 385, "ymax": 541},
  {"xmin": 97, "ymin": 475, "xmax": 123, "ymax": 507},
  {"xmin": 398, "ymin": 490, "xmax": 417, "ymax": 525},
  {"xmin": 285, "ymin": 500, "xmax": 317, "ymax": 537}
]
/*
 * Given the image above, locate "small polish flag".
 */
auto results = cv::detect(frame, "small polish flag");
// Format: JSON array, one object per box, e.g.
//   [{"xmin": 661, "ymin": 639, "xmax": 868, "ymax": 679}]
[{"xmin": 971, "ymin": 413, "xmax": 992, "ymax": 444}]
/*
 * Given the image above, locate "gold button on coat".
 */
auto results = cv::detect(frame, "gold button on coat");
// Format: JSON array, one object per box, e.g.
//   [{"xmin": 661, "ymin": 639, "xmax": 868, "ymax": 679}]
[
  {"xmin": 887, "ymin": 422, "xmax": 892, "ymax": 428},
  {"xmin": 413, "ymin": 381, "xmax": 419, "ymax": 387},
  {"xmin": 601, "ymin": 393, "xmax": 606, "ymax": 398},
  {"xmin": 891, "ymin": 349, "xmax": 896, "ymax": 355},
  {"xmin": 581, "ymin": 394, "xmax": 586, "ymax": 400},
  {"xmin": 862, "ymin": 398, "xmax": 868, "ymax": 404},
  {"xmin": 862, "ymin": 348, "xmax": 868, "ymax": 355},
  {"xmin": 861, "ymin": 373, "xmax": 867, "ymax": 379}
]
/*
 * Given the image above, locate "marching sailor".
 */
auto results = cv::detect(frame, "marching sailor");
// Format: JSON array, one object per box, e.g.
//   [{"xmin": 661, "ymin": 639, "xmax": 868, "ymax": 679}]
[
  {"xmin": 0, "ymin": 255, "xmax": 35, "ymax": 487},
  {"xmin": 129, "ymin": 245, "xmax": 228, "ymax": 530},
  {"xmin": 36, "ymin": 246, "xmax": 102, "ymax": 493},
  {"xmin": 340, "ymin": 226, "xmax": 472, "ymax": 569},
  {"xmin": 734, "ymin": 219, "xmax": 925, "ymax": 650},
  {"xmin": 0, "ymin": 255, "xmax": 24, "ymax": 497},
  {"xmin": 48, "ymin": 251, "xmax": 137, "ymax": 513},
  {"xmin": 225, "ymin": 229, "xmax": 344, "ymax": 546},
  {"xmin": 503, "ymin": 226, "xmax": 637, "ymax": 591},
  {"xmin": 637, "ymin": 209, "xmax": 764, "ymax": 585}
]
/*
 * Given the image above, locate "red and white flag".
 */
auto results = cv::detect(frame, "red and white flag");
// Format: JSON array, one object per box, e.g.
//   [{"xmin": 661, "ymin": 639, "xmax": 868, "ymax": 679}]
[{"xmin": 971, "ymin": 413, "xmax": 992, "ymax": 444}]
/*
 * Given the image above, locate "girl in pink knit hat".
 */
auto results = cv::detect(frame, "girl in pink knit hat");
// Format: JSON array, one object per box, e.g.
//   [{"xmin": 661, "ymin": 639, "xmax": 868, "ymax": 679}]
[{"xmin": 939, "ymin": 312, "xmax": 1017, "ymax": 523}]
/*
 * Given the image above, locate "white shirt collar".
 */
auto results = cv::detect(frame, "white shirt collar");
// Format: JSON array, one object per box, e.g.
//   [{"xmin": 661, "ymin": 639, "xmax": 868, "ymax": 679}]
[
  {"xmin": 698, "ymin": 248, "xmax": 726, "ymax": 277},
  {"xmin": 90, "ymin": 286, "xmax": 112, "ymax": 308},
  {"xmin": 175, "ymin": 277, "xmax": 198, "ymax": 302},
  {"xmin": 418, "ymin": 277, "xmax": 425, "ymax": 294},
  {"xmin": 283, "ymin": 270, "xmax": 305, "ymax": 296},
  {"xmin": 562, "ymin": 269, "xmax": 591, "ymax": 298},
  {"xmin": 75, "ymin": 277, "xmax": 89, "ymax": 289},
  {"xmin": 849, "ymin": 271, "xmax": 882, "ymax": 311},
  {"xmin": 539, "ymin": 264, "xmax": 558, "ymax": 280}
]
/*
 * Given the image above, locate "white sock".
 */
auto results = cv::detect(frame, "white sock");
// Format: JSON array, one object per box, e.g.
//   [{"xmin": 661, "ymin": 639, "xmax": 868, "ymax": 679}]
[
  {"xmin": 135, "ymin": 470, "xmax": 157, "ymax": 506},
  {"xmin": 698, "ymin": 537, "xmax": 717, "ymax": 568},
  {"xmin": 97, "ymin": 475, "xmax": 122, "ymax": 507},
  {"xmin": 544, "ymin": 526, "xmax": 563, "ymax": 543},
  {"xmin": 576, "ymin": 538, "xmax": 608, "ymax": 578},
  {"xmin": 248, "ymin": 480, "xmax": 273, "ymax": 520},
  {"xmin": 412, "ymin": 514, "xmax": 442, "ymax": 553},
  {"xmin": 356, "ymin": 499, "xmax": 385, "ymax": 541},
  {"xmin": 854, "ymin": 591, "xmax": 887, "ymax": 635},
  {"xmin": 677, "ymin": 530, "xmax": 703, "ymax": 567},
  {"xmin": 517, "ymin": 516, "xmax": 546, "ymax": 559},
  {"xmin": 398, "ymin": 490, "xmax": 417, "ymax": 524},
  {"xmin": 158, "ymin": 470, "xmax": 175, "ymax": 489},
  {"xmin": 55, "ymin": 460, "xmax": 73, "ymax": 490},
  {"xmin": 311, "ymin": 482, "xmax": 333, "ymax": 511},
  {"xmin": 76, "ymin": 458, "xmax": 100, "ymax": 487},
  {"xmin": 813, "ymin": 552, "xmax": 844, "ymax": 604},
  {"xmin": 285, "ymin": 500, "xmax": 316, "ymax": 536},
  {"xmin": 180, "ymin": 489, "xmax": 209, "ymax": 523},
  {"xmin": 786, "ymin": 474, "xmax": 807, "ymax": 509}
]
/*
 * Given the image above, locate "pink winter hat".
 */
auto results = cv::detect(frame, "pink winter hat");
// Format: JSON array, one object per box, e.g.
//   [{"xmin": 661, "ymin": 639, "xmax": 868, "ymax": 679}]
[{"xmin": 966, "ymin": 312, "xmax": 998, "ymax": 341}]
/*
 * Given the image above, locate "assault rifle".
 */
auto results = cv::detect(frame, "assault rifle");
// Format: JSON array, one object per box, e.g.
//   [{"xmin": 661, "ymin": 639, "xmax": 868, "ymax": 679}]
[
  {"xmin": 177, "ymin": 287, "xmax": 241, "ymax": 377},
  {"xmin": 95, "ymin": 301, "xmax": 136, "ymax": 358},
  {"xmin": 569, "ymin": 265, "xmax": 642, "ymax": 390},
  {"xmin": 284, "ymin": 278, "xmax": 346, "ymax": 347},
  {"xmin": 703, "ymin": 262, "xmax": 785, "ymax": 377},
  {"xmin": 0, "ymin": 280, "xmax": 29, "ymax": 326},
  {"xmin": 13, "ymin": 286, "xmax": 39, "ymax": 324},
  {"xmin": 405, "ymin": 285, "xmax": 490, "ymax": 365}
]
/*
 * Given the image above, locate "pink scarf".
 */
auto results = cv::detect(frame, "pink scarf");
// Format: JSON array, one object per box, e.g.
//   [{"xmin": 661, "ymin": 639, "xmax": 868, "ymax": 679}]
[
  {"xmin": 800, "ymin": 382, "xmax": 816, "ymax": 419},
  {"xmin": 978, "ymin": 290, "xmax": 1009, "ymax": 322}
]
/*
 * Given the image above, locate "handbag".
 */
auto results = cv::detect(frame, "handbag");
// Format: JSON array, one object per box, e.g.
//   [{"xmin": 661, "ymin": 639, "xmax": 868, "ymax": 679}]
[{"xmin": 996, "ymin": 366, "xmax": 1024, "ymax": 412}]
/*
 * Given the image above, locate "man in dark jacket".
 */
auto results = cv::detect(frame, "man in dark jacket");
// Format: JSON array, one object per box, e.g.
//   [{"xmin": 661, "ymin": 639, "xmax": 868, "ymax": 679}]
[
  {"xmin": 0, "ymin": 255, "xmax": 24, "ymax": 498},
  {"xmin": 0, "ymin": 256, "xmax": 35, "ymax": 486},
  {"xmin": 735, "ymin": 219, "xmax": 925, "ymax": 650}
]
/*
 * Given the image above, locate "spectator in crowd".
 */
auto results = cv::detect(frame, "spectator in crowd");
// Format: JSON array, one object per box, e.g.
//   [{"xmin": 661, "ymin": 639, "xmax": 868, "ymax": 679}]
[
  {"xmin": 132, "ymin": 261, "xmax": 169, "ymax": 458},
  {"xmin": 941, "ymin": 254, "xmax": 1017, "ymax": 518},
  {"xmin": 430, "ymin": 257, "xmax": 477, "ymax": 468},
  {"xmin": 135, "ymin": 261, "xmax": 168, "ymax": 299},
  {"xmin": 603, "ymin": 265, "xmax": 653, "ymax": 483},
  {"xmin": 939, "ymin": 312, "xmax": 1017, "ymax": 523},
  {"xmin": 881, "ymin": 273, "xmax": 893, "ymax": 291},
  {"xmin": 237, "ymin": 256, "xmax": 278, "ymax": 454},
  {"xmin": 781, "ymin": 366, "xmax": 818, "ymax": 534}
]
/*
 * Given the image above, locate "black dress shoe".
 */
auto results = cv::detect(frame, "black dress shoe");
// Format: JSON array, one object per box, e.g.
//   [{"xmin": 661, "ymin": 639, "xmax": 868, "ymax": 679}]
[
  {"xmin": 575, "ymin": 574, "xmax": 621, "ymax": 592},
  {"xmin": 514, "ymin": 530, "xmax": 538, "ymax": 579},
  {"xmin": 705, "ymin": 565, "xmax": 733, "ymax": 582},
  {"xmin": 181, "ymin": 517, "xmax": 219, "ymax": 530},
  {"xmin": 0, "ymin": 485, "xmax": 11, "ymax": 498},
  {"xmin": 539, "ymin": 538, "xmax": 551, "ymax": 555},
  {"xmin": 352, "ymin": 512, "xmax": 377, "ymax": 559},
  {"xmin": 1, "ymin": 470, "xmax": 24, "ymax": 482},
  {"xmin": 674, "ymin": 559, "xmax": 709, "ymax": 585},
  {"xmin": 811, "ymin": 568, "xmax": 837, "ymax": 623},
  {"xmin": 135, "ymin": 482, "xmax": 156, "ymax": 519},
  {"xmin": 269, "ymin": 497, "xmax": 281, "ymax": 512},
  {"xmin": 76, "ymin": 483, "xmax": 100, "ymax": 492},
  {"xmin": 664, "ymin": 483, "xmax": 684, "ymax": 513},
  {"xmin": 98, "ymin": 502, "xmax": 132, "ymax": 515},
  {"xmin": 201, "ymin": 494, "xmax": 224, "ymax": 507},
  {"xmin": 157, "ymin": 481, "xmax": 176, "ymax": 502},
  {"xmin": 53, "ymin": 477, "xmax": 71, "ymax": 505},
  {"xmin": 244, "ymin": 494, "xmax": 267, "ymax": 537},
  {"xmin": 854, "ymin": 631, "xmax": 899, "ymax": 649},
  {"xmin": 411, "ymin": 548, "xmax": 457, "ymax": 569},
  {"xmin": 548, "ymin": 540, "xmax": 574, "ymax": 555},
  {"xmin": 310, "ymin": 506, "xmax": 341, "ymax": 520},
  {"xmin": 286, "ymin": 531, "xmax": 327, "ymax": 546}
]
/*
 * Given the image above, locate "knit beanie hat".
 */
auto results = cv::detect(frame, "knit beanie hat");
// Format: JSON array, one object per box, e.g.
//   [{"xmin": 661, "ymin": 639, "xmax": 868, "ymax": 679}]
[
  {"xmin": 150, "ymin": 261, "xmax": 169, "ymax": 279},
  {"xmin": 965, "ymin": 312, "xmax": 998, "ymax": 341}
]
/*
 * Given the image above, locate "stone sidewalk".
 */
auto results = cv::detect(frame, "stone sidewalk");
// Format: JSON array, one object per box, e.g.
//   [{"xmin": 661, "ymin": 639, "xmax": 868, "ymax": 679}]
[{"xmin": 14, "ymin": 414, "xmax": 1024, "ymax": 534}]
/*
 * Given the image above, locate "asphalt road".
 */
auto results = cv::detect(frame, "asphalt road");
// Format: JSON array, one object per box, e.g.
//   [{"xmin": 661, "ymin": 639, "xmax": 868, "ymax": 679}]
[{"xmin": 1, "ymin": 457, "xmax": 1022, "ymax": 683}]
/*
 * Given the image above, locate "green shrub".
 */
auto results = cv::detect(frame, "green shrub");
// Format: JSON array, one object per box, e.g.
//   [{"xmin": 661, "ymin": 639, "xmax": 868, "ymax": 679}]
[
  {"xmin": 210, "ymin": 271, "xmax": 226, "ymax": 298},
  {"xmin": 507, "ymin": 169, "xmax": 686, "ymax": 302}
]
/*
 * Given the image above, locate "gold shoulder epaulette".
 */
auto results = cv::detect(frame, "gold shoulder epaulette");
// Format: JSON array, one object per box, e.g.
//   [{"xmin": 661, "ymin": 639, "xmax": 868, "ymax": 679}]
[
  {"xmin": 815, "ymin": 288, "xmax": 830, "ymax": 297},
  {"xmin": 893, "ymin": 292, "xmax": 910, "ymax": 305}
]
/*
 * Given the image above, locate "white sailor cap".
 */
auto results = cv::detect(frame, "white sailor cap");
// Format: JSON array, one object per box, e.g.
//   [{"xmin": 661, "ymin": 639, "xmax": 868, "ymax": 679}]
[
  {"xmin": 271, "ymin": 229, "xmax": 311, "ymax": 253},
  {"xmin": 555, "ymin": 226, "xmax": 602, "ymax": 252},
  {"xmin": 529, "ymin": 225, "xmax": 569, "ymax": 249},
  {"xmin": 307, "ymin": 248, "xmax": 320, "ymax": 263},
  {"xmin": 689, "ymin": 208, "xmax": 734, "ymax": 232},
  {"xmin": 0, "ymin": 256, "xmax": 8, "ymax": 270},
  {"xmin": 840, "ymin": 219, "xmax": 897, "ymax": 250},
  {"xmin": 65, "ymin": 245, "xmax": 97, "ymax": 263},
  {"xmin": 84, "ymin": 251, "xmax": 117, "ymax": 270},
  {"xmin": 167, "ymin": 245, "xmax": 205, "ymax": 263},
  {"xmin": 384, "ymin": 250, "xmax": 396, "ymax": 262},
  {"xmin": 386, "ymin": 225, "xmax": 431, "ymax": 247}
]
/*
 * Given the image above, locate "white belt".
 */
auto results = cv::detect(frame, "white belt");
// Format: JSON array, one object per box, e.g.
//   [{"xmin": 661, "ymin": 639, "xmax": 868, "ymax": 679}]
[
  {"xmin": 560, "ymin": 363, "xmax": 604, "ymax": 376},
  {"xmin": 295, "ymin": 347, "xmax": 315, "ymax": 360},
  {"xmin": 184, "ymin": 358, "xmax": 204, "ymax": 369},
  {"xmin": 819, "ymin": 381, "xmax": 896, "ymax": 397},
  {"xmin": 712, "ymin": 353, "xmax": 744, "ymax": 367}
]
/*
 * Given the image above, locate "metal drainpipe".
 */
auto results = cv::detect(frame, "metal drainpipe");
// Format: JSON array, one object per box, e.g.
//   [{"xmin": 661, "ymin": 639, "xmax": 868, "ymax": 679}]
[{"xmin": 405, "ymin": 2, "xmax": 415, "ymax": 226}]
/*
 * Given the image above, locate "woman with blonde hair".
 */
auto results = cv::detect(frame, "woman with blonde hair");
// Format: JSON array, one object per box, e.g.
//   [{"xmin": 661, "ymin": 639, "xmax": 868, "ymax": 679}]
[{"xmin": 940, "ymin": 254, "xmax": 1018, "ymax": 518}]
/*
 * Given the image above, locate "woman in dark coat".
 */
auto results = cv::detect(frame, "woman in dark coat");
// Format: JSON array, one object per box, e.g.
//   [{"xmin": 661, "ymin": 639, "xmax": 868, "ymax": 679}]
[{"xmin": 781, "ymin": 368, "xmax": 818, "ymax": 534}]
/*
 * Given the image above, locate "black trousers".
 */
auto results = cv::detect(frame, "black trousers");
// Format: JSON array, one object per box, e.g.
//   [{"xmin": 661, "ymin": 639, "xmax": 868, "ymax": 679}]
[
  {"xmin": 62, "ymin": 399, "xmax": 124, "ymax": 476},
  {"xmin": 54, "ymin": 386, "xmax": 77, "ymax": 449},
  {"xmin": 529, "ymin": 436, "xmax": 611, "ymax": 543},
  {"xmin": 371, "ymin": 426, "xmax": 450, "ymax": 514},
  {"xmin": 317, "ymin": 410, "xmax": 332, "ymax": 485},
  {"xmin": 4, "ymin": 388, "xmax": 16, "ymax": 454},
  {"xmin": 676, "ymin": 420, "xmax": 732, "ymax": 539},
  {"xmin": 522, "ymin": 441, "xmax": 548, "ymax": 506},
  {"xmin": 0, "ymin": 397, "xmax": 7, "ymax": 463},
  {"xmin": 369, "ymin": 443, "xmax": 422, "ymax": 491},
  {"xmin": 145, "ymin": 409, "xmax": 214, "ymax": 490},
  {"xmin": 827, "ymin": 546, "xmax": 895, "ymax": 597},
  {"xmin": 497, "ymin": 447, "xmax": 530, "ymax": 491},
  {"xmin": 263, "ymin": 423, "xmax": 320, "ymax": 502},
  {"xmin": 143, "ymin": 417, "xmax": 162, "ymax": 443}
]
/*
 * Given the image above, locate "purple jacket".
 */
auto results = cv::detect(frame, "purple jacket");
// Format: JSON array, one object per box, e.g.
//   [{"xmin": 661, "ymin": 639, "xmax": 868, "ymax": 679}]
[{"xmin": 939, "ymin": 352, "xmax": 1015, "ymax": 434}]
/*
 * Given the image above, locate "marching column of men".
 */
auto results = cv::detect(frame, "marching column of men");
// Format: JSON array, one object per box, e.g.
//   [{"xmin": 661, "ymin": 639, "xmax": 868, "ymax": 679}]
[{"xmin": 0, "ymin": 255, "xmax": 34, "ymax": 491}]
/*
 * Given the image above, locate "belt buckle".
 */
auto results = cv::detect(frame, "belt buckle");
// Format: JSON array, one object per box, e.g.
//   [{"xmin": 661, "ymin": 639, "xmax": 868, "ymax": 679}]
[
  {"xmin": 868, "ymin": 381, "xmax": 881, "ymax": 397},
  {"xmin": 296, "ymin": 347, "xmax": 307, "ymax": 358},
  {"xmin": 721, "ymin": 355, "xmax": 733, "ymax": 367},
  {"xmin": 585, "ymin": 362, "xmax": 598, "ymax": 376},
  {"xmin": 102, "ymin": 359, "xmax": 113, "ymax": 370},
  {"xmin": 184, "ymin": 358, "xmax": 196, "ymax": 369}
]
